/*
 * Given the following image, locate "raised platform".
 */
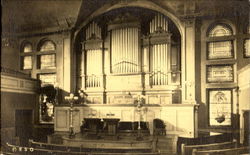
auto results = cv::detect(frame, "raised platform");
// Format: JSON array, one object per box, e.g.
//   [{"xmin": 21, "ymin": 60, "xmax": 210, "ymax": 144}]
[
  {"xmin": 62, "ymin": 133, "xmax": 155, "ymax": 150},
  {"xmin": 48, "ymin": 132, "xmax": 178, "ymax": 154}
]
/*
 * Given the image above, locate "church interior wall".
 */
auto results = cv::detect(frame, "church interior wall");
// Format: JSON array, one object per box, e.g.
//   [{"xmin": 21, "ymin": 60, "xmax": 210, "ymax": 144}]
[{"xmin": 1, "ymin": 0, "xmax": 250, "ymax": 147}]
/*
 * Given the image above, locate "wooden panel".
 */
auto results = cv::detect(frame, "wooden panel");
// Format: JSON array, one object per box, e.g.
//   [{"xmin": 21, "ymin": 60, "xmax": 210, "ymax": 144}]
[
  {"xmin": 55, "ymin": 104, "xmax": 196, "ymax": 135},
  {"xmin": 73, "ymin": 110, "xmax": 81, "ymax": 133},
  {"xmin": 1, "ymin": 75, "xmax": 38, "ymax": 94},
  {"xmin": 121, "ymin": 110, "xmax": 133, "ymax": 121},
  {"xmin": 55, "ymin": 109, "xmax": 68, "ymax": 131}
]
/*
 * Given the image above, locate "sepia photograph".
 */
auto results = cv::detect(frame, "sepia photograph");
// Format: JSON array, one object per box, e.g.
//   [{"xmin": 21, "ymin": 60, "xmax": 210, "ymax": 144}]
[{"xmin": 1, "ymin": 0, "xmax": 250, "ymax": 154}]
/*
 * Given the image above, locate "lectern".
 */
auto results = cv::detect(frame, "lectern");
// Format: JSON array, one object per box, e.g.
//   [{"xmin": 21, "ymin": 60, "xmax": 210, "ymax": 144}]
[
  {"xmin": 103, "ymin": 118, "xmax": 120, "ymax": 138},
  {"xmin": 83, "ymin": 118, "xmax": 101, "ymax": 136}
]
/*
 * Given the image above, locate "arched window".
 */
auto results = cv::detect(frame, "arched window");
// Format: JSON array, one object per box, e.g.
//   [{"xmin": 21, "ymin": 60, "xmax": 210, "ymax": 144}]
[
  {"xmin": 208, "ymin": 24, "xmax": 233, "ymax": 37},
  {"xmin": 39, "ymin": 40, "xmax": 56, "ymax": 51},
  {"xmin": 207, "ymin": 23, "xmax": 234, "ymax": 60},
  {"xmin": 20, "ymin": 42, "xmax": 33, "ymax": 70},
  {"xmin": 37, "ymin": 40, "xmax": 56, "ymax": 69},
  {"xmin": 22, "ymin": 42, "xmax": 33, "ymax": 53}
]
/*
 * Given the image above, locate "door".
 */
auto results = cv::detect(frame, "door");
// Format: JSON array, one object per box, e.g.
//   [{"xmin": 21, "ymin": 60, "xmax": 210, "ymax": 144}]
[{"xmin": 15, "ymin": 110, "xmax": 33, "ymax": 145}]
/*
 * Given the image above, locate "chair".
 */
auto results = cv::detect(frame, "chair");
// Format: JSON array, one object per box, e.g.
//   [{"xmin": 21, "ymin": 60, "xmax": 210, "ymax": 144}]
[{"xmin": 153, "ymin": 119, "xmax": 166, "ymax": 136}]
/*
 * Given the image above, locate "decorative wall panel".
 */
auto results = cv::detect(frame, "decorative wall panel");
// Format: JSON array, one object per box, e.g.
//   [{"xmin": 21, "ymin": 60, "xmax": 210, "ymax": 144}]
[
  {"xmin": 207, "ymin": 41, "xmax": 233, "ymax": 60},
  {"xmin": 207, "ymin": 65, "xmax": 233, "ymax": 83},
  {"xmin": 208, "ymin": 89, "xmax": 232, "ymax": 126},
  {"xmin": 55, "ymin": 104, "xmax": 197, "ymax": 137}
]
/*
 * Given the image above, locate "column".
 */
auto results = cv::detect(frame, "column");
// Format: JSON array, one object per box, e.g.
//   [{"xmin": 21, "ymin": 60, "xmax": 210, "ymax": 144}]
[
  {"xmin": 182, "ymin": 18, "xmax": 196, "ymax": 103},
  {"xmin": 63, "ymin": 36, "xmax": 72, "ymax": 93}
]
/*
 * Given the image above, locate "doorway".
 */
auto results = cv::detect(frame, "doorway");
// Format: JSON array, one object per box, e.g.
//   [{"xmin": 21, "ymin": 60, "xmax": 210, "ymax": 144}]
[{"xmin": 15, "ymin": 110, "xmax": 33, "ymax": 145}]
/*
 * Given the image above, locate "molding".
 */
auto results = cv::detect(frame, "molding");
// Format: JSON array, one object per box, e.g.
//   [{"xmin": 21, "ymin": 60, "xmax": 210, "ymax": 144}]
[{"xmin": 0, "ymin": 74, "xmax": 38, "ymax": 94}]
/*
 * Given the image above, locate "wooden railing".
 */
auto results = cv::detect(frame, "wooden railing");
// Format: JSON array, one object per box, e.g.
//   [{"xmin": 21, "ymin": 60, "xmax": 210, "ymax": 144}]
[{"xmin": 1, "ymin": 66, "xmax": 30, "ymax": 78}]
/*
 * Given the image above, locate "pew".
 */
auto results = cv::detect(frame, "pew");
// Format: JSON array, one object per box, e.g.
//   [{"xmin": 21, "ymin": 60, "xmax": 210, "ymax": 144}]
[
  {"xmin": 177, "ymin": 133, "xmax": 233, "ymax": 154},
  {"xmin": 28, "ymin": 139, "xmax": 157, "ymax": 154},
  {"xmin": 29, "ymin": 139, "xmax": 81, "ymax": 152},
  {"xmin": 192, "ymin": 146, "xmax": 250, "ymax": 155},
  {"xmin": 6, "ymin": 142, "xmax": 160, "ymax": 155},
  {"xmin": 181, "ymin": 140, "xmax": 237, "ymax": 155}
]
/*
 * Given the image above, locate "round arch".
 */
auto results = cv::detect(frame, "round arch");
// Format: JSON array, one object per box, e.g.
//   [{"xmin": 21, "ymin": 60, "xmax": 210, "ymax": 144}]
[{"xmin": 73, "ymin": 0, "xmax": 184, "ymax": 40}]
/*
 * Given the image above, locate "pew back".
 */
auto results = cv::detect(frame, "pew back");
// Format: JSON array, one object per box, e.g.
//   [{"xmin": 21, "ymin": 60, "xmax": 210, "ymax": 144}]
[
  {"xmin": 192, "ymin": 146, "xmax": 250, "ymax": 155},
  {"xmin": 6, "ymin": 142, "xmax": 160, "ymax": 155},
  {"xmin": 181, "ymin": 140, "xmax": 237, "ymax": 155},
  {"xmin": 177, "ymin": 133, "xmax": 233, "ymax": 154}
]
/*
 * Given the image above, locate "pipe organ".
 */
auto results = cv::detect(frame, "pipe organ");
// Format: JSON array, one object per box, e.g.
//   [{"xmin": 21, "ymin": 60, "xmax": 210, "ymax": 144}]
[
  {"xmin": 86, "ymin": 22, "xmax": 101, "ymax": 40},
  {"xmin": 86, "ymin": 49, "xmax": 102, "ymax": 88},
  {"xmin": 80, "ymin": 12, "xmax": 181, "ymax": 104},
  {"xmin": 151, "ymin": 44, "xmax": 168, "ymax": 86},
  {"xmin": 150, "ymin": 13, "xmax": 168, "ymax": 33},
  {"xmin": 83, "ymin": 22, "xmax": 103, "ymax": 88},
  {"xmin": 111, "ymin": 27, "xmax": 140, "ymax": 73}
]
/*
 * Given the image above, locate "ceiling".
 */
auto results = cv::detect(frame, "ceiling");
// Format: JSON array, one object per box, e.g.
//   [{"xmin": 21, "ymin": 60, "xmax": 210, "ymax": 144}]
[
  {"xmin": 2, "ymin": 0, "xmax": 82, "ymax": 34},
  {"xmin": 2, "ymin": 0, "xmax": 249, "ymax": 36}
]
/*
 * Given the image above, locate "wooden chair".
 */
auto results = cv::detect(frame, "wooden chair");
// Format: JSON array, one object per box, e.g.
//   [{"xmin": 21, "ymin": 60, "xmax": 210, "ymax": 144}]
[{"xmin": 153, "ymin": 119, "xmax": 166, "ymax": 136}]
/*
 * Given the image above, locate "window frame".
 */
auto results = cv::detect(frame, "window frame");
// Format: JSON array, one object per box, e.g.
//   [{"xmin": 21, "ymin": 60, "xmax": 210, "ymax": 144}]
[{"xmin": 207, "ymin": 88, "xmax": 233, "ymax": 127}]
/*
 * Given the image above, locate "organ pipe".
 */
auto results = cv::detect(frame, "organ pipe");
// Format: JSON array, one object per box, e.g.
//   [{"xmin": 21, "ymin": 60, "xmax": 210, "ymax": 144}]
[
  {"xmin": 150, "ymin": 13, "xmax": 168, "ymax": 34},
  {"xmin": 111, "ymin": 27, "xmax": 139, "ymax": 73},
  {"xmin": 85, "ymin": 21, "xmax": 101, "ymax": 40},
  {"xmin": 151, "ymin": 43, "xmax": 168, "ymax": 86},
  {"xmin": 86, "ymin": 49, "xmax": 102, "ymax": 88}
]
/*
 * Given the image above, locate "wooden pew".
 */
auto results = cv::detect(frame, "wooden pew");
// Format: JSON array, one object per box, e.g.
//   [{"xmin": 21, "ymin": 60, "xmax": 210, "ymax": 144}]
[
  {"xmin": 6, "ymin": 142, "xmax": 160, "ymax": 155},
  {"xmin": 181, "ymin": 140, "xmax": 237, "ymax": 155},
  {"xmin": 28, "ymin": 139, "xmax": 156, "ymax": 154},
  {"xmin": 29, "ymin": 139, "xmax": 81, "ymax": 152},
  {"xmin": 177, "ymin": 133, "xmax": 233, "ymax": 154},
  {"xmin": 192, "ymin": 146, "xmax": 250, "ymax": 155}
]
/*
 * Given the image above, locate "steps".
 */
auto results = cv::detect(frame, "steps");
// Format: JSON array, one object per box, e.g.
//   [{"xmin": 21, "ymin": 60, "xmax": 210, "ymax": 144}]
[{"xmin": 156, "ymin": 135, "xmax": 177, "ymax": 155}]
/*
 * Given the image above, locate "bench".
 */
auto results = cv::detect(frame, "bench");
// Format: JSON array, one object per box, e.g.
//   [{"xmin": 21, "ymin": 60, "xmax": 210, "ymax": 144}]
[
  {"xmin": 6, "ymin": 142, "xmax": 160, "ymax": 155},
  {"xmin": 177, "ymin": 133, "xmax": 233, "ymax": 154},
  {"xmin": 192, "ymin": 146, "xmax": 250, "ymax": 155},
  {"xmin": 181, "ymin": 140, "xmax": 237, "ymax": 155}
]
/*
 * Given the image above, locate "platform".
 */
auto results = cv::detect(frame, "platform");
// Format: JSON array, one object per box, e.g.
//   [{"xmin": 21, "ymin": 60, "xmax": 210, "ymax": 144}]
[{"xmin": 62, "ymin": 133, "xmax": 155, "ymax": 149}]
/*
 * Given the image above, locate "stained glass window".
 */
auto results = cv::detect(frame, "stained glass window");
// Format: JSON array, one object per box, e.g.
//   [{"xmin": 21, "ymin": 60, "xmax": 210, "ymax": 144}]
[
  {"xmin": 40, "ymin": 54, "xmax": 56, "ymax": 69},
  {"xmin": 39, "ymin": 40, "xmax": 56, "ymax": 51},
  {"xmin": 208, "ymin": 25, "xmax": 232, "ymax": 37},
  {"xmin": 22, "ymin": 56, "xmax": 32, "ymax": 69},
  {"xmin": 208, "ymin": 89, "xmax": 232, "ymax": 126},
  {"xmin": 207, "ymin": 65, "xmax": 233, "ymax": 83},
  {"xmin": 208, "ymin": 41, "xmax": 233, "ymax": 59}
]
